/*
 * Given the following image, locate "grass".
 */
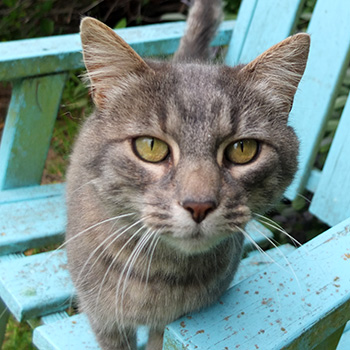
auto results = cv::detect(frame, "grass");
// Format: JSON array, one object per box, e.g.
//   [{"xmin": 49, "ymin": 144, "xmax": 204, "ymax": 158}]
[{"xmin": 3, "ymin": 316, "xmax": 34, "ymax": 350}]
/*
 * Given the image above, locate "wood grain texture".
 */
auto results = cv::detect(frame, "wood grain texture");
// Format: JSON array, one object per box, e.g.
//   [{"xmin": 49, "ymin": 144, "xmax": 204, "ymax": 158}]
[
  {"xmin": 309, "ymin": 95, "xmax": 350, "ymax": 226},
  {"xmin": 33, "ymin": 315, "xmax": 149, "ymax": 350},
  {"xmin": 0, "ymin": 21, "xmax": 234, "ymax": 81},
  {"xmin": 0, "ymin": 183, "xmax": 65, "ymax": 205},
  {"xmin": 0, "ymin": 194, "xmax": 66, "ymax": 255},
  {"xmin": 286, "ymin": 0, "xmax": 350, "ymax": 199},
  {"xmin": 0, "ymin": 74, "xmax": 67, "ymax": 190},
  {"xmin": 225, "ymin": 0, "xmax": 304, "ymax": 65},
  {"xmin": 0, "ymin": 250, "xmax": 73, "ymax": 321}
]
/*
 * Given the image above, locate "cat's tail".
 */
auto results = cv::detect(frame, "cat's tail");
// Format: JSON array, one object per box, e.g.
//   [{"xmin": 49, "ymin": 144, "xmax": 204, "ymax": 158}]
[{"xmin": 173, "ymin": 0, "xmax": 223, "ymax": 62}]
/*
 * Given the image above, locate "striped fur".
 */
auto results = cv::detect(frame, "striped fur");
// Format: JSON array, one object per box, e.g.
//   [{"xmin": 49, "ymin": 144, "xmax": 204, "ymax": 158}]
[{"xmin": 66, "ymin": 2, "xmax": 310, "ymax": 349}]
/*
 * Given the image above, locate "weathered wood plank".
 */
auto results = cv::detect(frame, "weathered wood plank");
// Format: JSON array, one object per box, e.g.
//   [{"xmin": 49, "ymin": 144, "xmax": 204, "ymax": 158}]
[
  {"xmin": 0, "ymin": 21, "xmax": 234, "ymax": 81},
  {"xmin": 225, "ymin": 0, "xmax": 304, "ymax": 65},
  {"xmin": 33, "ymin": 315, "xmax": 149, "ymax": 350},
  {"xmin": 0, "ymin": 73, "xmax": 67, "ymax": 190},
  {"xmin": 286, "ymin": 0, "xmax": 350, "ymax": 199},
  {"xmin": 0, "ymin": 183, "xmax": 64, "ymax": 205},
  {"xmin": 0, "ymin": 195, "xmax": 66, "ymax": 255},
  {"xmin": 164, "ymin": 217, "xmax": 350, "ymax": 349},
  {"xmin": 225, "ymin": 0, "xmax": 258, "ymax": 66},
  {"xmin": 309, "ymin": 94, "xmax": 350, "ymax": 226},
  {"xmin": 0, "ymin": 250, "xmax": 73, "ymax": 321}
]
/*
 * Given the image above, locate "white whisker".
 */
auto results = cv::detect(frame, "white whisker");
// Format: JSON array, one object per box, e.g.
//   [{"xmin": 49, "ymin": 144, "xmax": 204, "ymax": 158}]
[
  {"xmin": 43, "ymin": 212, "xmax": 136, "ymax": 265},
  {"xmin": 296, "ymin": 193, "xmax": 311, "ymax": 204},
  {"xmin": 116, "ymin": 227, "xmax": 155, "ymax": 350},
  {"xmin": 234, "ymin": 225, "xmax": 286, "ymax": 271},
  {"xmin": 253, "ymin": 213, "xmax": 303, "ymax": 248},
  {"xmin": 94, "ymin": 218, "xmax": 148, "ymax": 311},
  {"xmin": 144, "ymin": 232, "xmax": 160, "ymax": 288}
]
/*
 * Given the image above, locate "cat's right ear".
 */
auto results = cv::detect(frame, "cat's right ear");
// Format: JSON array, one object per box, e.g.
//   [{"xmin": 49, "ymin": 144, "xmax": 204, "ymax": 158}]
[{"xmin": 80, "ymin": 17, "xmax": 153, "ymax": 108}]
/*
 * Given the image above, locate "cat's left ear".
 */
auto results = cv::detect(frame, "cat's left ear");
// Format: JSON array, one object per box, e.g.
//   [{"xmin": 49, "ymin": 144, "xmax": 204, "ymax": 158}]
[
  {"xmin": 239, "ymin": 33, "xmax": 310, "ymax": 114},
  {"xmin": 80, "ymin": 17, "xmax": 153, "ymax": 108}
]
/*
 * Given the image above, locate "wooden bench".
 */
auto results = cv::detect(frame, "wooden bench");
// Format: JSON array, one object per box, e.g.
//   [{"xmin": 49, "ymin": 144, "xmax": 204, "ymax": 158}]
[{"xmin": 0, "ymin": 0, "xmax": 350, "ymax": 348}]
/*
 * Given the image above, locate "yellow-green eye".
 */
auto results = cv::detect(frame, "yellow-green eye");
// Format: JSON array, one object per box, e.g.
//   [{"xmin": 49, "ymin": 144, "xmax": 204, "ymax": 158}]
[
  {"xmin": 133, "ymin": 137, "xmax": 169, "ymax": 163},
  {"xmin": 225, "ymin": 139, "xmax": 259, "ymax": 164}
]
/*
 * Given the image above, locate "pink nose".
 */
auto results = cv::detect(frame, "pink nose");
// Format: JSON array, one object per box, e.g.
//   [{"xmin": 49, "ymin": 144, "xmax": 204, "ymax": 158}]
[{"xmin": 182, "ymin": 200, "xmax": 216, "ymax": 223}]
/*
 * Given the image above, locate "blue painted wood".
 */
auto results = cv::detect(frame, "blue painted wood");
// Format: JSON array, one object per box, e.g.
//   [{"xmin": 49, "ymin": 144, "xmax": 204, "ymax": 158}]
[
  {"xmin": 0, "ymin": 21, "xmax": 234, "ymax": 81},
  {"xmin": 41, "ymin": 311, "xmax": 70, "ymax": 325},
  {"xmin": 305, "ymin": 169, "xmax": 321, "ymax": 194},
  {"xmin": 33, "ymin": 314, "xmax": 149, "ymax": 350},
  {"xmin": 0, "ymin": 250, "xmax": 73, "ymax": 321},
  {"xmin": 0, "ymin": 183, "xmax": 64, "ymax": 205},
  {"xmin": 0, "ymin": 74, "xmax": 67, "ymax": 190},
  {"xmin": 309, "ymin": 94, "xmax": 350, "ymax": 226},
  {"xmin": 225, "ymin": 0, "xmax": 304, "ymax": 65},
  {"xmin": 286, "ymin": 0, "xmax": 350, "ymax": 199},
  {"xmin": 0, "ymin": 195, "xmax": 66, "ymax": 255},
  {"xmin": 232, "ymin": 244, "xmax": 296, "ymax": 286},
  {"xmin": 164, "ymin": 217, "xmax": 350, "ymax": 349},
  {"xmin": 225, "ymin": 0, "xmax": 257, "ymax": 66},
  {"xmin": 337, "ymin": 322, "xmax": 350, "ymax": 350}
]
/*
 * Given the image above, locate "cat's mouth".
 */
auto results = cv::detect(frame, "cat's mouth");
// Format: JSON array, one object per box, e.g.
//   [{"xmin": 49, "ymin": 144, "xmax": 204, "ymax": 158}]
[{"xmin": 162, "ymin": 228, "xmax": 229, "ymax": 254}]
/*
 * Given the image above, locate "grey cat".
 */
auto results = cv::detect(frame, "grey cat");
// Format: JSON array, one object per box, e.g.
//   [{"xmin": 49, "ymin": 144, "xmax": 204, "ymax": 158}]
[{"xmin": 66, "ymin": 0, "xmax": 310, "ymax": 349}]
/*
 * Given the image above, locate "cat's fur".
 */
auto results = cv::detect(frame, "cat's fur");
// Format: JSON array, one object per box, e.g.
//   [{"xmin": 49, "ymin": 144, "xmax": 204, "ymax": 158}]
[{"xmin": 66, "ymin": 1, "xmax": 310, "ymax": 349}]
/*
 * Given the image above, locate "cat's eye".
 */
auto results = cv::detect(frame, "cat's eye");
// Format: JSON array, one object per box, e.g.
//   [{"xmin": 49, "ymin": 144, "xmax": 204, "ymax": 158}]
[
  {"xmin": 225, "ymin": 139, "xmax": 259, "ymax": 165},
  {"xmin": 133, "ymin": 137, "xmax": 170, "ymax": 163}
]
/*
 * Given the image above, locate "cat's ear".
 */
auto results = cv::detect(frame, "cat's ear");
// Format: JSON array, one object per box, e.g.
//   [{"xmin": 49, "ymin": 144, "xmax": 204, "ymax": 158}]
[
  {"xmin": 80, "ymin": 17, "xmax": 153, "ymax": 108},
  {"xmin": 239, "ymin": 33, "xmax": 310, "ymax": 114}
]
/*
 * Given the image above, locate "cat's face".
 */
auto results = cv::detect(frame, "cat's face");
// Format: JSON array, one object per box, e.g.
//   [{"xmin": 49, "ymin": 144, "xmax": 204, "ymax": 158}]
[{"xmin": 76, "ymin": 18, "xmax": 309, "ymax": 254}]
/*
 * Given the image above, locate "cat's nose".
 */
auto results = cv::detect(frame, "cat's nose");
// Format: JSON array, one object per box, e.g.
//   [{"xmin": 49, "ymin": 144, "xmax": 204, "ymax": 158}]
[{"xmin": 182, "ymin": 200, "xmax": 216, "ymax": 223}]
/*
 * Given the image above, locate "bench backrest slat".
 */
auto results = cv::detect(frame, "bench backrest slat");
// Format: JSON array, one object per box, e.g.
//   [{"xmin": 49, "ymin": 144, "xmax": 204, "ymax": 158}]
[
  {"xmin": 0, "ymin": 21, "xmax": 234, "ymax": 81},
  {"xmin": 286, "ymin": 0, "xmax": 350, "ymax": 200},
  {"xmin": 225, "ymin": 0, "xmax": 304, "ymax": 66},
  {"xmin": 309, "ymin": 96, "xmax": 350, "ymax": 226},
  {"xmin": 0, "ymin": 74, "xmax": 67, "ymax": 190}
]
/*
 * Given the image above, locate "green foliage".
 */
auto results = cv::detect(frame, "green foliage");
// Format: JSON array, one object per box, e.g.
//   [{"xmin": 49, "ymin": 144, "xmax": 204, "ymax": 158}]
[
  {"xmin": 115, "ymin": 17, "xmax": 127, "ymax": 29},
  {"xmin": 224, "ymin": 0, "xmax": 242, "ymax": 16},
  {"xmin": 297, "ymin": 0, "xmax": 317, "ymax": 31},
  {"xmin": 0, "ymin": 0, "xmax": 56, "ymax": 41},
  {"xmin": 4, "ymin": 316, "xmax": 34, "ymax": 350},
  {"xmin": 315, "ymin": 66, "xmax": 350, "ymax": 169}
]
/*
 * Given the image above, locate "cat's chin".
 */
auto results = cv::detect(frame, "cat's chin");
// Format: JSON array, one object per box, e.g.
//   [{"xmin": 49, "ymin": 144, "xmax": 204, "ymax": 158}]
[{"xmin": 161, "ymin": 232, "xmax": 228, "ymax": 255}]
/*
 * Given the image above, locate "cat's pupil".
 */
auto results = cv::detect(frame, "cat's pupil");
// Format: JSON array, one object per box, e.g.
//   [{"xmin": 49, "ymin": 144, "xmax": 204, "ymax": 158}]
[{"xmin": 150, "ymin": 138, "xmax": 154, "ymax": 150}]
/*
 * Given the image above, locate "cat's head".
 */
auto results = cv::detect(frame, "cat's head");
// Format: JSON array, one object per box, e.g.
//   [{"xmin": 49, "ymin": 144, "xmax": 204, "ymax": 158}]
[{"xmin": 76, "ymin": 17, "xmax": 309, "ymax": 254}]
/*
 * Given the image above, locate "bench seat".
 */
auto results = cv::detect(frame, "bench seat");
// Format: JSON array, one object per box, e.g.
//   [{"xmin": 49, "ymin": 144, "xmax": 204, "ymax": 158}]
[{"xmin": 0, "ymin": 184, "xmax": 65, "ymax": 255}]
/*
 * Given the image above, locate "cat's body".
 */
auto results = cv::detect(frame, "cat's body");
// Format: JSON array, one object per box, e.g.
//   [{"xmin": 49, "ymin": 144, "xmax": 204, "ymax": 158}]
[{"xmin": 66, "ymin": 1, "xmax": 310, "ymax": 349}]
